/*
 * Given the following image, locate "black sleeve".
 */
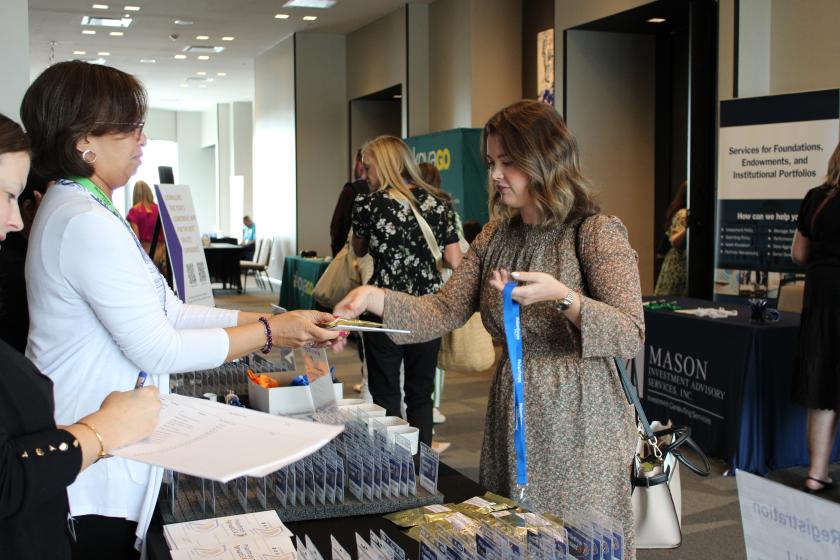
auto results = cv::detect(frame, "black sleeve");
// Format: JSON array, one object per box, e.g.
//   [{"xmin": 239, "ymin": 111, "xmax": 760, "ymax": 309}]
[
  {"xmin": 329, "ymin": 183, "xmax": 355, "ymax": 256},
  {"xmin": 797, "ymin": 186, "xmax": 822, "ymax": 238},
  {"xmin": 352, "ymin": 193, "xmax": 372, "ymax": 241}
]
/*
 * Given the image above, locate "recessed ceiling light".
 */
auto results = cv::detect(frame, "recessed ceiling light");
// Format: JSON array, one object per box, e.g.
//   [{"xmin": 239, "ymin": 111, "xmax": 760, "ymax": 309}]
[
  {"xmin": 73, "ymin": 50, "xmax": 87, "ymax": 55},
  {"xmin": 195, "ymin": 35, "xmax": 209, "ymax": 40},
  {"xmin": 92, "ymin": 4, "xmax": 109, "ymax": 9},
  {"xmin": 109, "ymin": 31, "xmax": 124, "ymax": 36},
  {"xmin": 174, "ymin": 54, "xmax": 187, "ymax": 59},
  {"xmin": 98, "ymin": 51, "xmax": 110, "ymax": 56},
  {"xmin": 216, "ymin": 72, "xmax": 226, "ymax": 76},
  {"xmin": 197, "ymin": 55, "xmax": 210, "ymax": 60},
  {"xmin": 124, "ymin": 5, "xmax": 140, "ymax": 10},
  {"xmin": 81, "ymin": 15, "xmax": 132, "ymax": 27},
  {"xmin": 283, "ymin": 0, "xmax": 336, "ymax": 8},
  {"xmin": 140, "ymin": 58, "xmax": 156, "ymax": 63},
  {"xmin": 274, "ymin": 13, "xmax": 290, "ymax": 19},
  {"xmin": 302, "ymin": 16, "xmax": 318, "ymax": 21},
  {"xmin": 198, "ymin": 84, "xmax": 207, "ymax": 88},
  {"xmin": 82, "ymin": 29, "xmax": 97, "ymax": 35},
  {"xmin": 196, "ymin": 71, "xmax": 207, "ymax": 75},
  {"xmin": 173, "ymin": 20, "xmax": 194, "ymax": 25},
  {"xmin": 221, "ymin": 36, "xmax": 234, "ymax": 41},
  {"xmin": 647, "ymin": 17, "xmax": 666, "ymax": 23}
]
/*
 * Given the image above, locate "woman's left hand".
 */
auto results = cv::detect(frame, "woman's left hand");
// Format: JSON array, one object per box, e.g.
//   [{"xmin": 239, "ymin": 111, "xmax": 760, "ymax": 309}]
[{"xmin": 489, "ymin": 269, "xmax": 568, "ymax": 306}]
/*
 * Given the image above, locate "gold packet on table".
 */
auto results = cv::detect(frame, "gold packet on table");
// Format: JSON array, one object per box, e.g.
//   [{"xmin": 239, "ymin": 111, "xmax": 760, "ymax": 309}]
[
  {"xmin": 384, "ymin": 503, "xmax": 453, "ymax": 528},
  {"xmin": 322, "ymin": 318, "xmax": 383, "ymax": 329},
  {"xmin": 406, "ymin": 511, "xmax": 480, "ymax": 542}
]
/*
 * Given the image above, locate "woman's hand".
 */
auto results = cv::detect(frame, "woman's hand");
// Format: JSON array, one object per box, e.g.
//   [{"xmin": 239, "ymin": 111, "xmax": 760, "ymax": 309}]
[
  {"xmin": 90, "ymin": 386, "xmax": 162, "ymax": 451},
  {"xmin": 269, "ymin": 311, "xmax": 343, "ymax": 348},
  {"xmin": 489, "ymin": 268, "xmax": 568, "ymax": 306},
  {"xmin": 334, "ymin": 285, "xmax": 385, "ymax": 319}
]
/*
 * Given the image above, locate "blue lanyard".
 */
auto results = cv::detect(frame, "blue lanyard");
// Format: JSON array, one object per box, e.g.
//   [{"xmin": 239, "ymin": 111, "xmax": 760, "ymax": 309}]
[{"xmin": 503, "ymin": 282, "xmax": 528, "ymax": 486}]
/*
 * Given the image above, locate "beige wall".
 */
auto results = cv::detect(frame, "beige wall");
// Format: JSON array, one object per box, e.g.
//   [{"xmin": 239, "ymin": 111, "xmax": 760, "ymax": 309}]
[
  {"xmin": 296, "ymin": 33, "xmax": 348, "ymax": 258},
  {"xmin": 346, "ymin": 8, "xmax": 406, "ymax": 102},
  {"xmin": 0, "ymin": 0, "xmax": 27, "ymax": 121},
  {"xmin": 770, "ymin": 0, "xmax": 840, "ymax": 95},
  {"xmin": 566, "ymin": 30, "xmax": 656, "ymax": 293},
  {"xmin": 253, "ymin": 35, "xmax": 297, "ymax": 276},
  {"xmin": 407, "ymin": 2, "xmax": 431, "ymax": 136},
  {"xmin": 231, "ymin": 102, "xmax": 254, "ymax": 220},
  {"xmin": 470, "ymin": 0, "xmax": 522, "ymax": 126},
  {"xmin": 176, "ymin": 111, "xmax": 217, "ymax": 235},
  {"xmin": 429, "ymin": 0, "xmax": 472, "ymax": 131}
]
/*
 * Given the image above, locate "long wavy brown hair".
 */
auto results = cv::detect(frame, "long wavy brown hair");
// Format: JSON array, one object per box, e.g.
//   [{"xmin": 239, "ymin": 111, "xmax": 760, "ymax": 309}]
[
  {"xmin": 827, "ymin": 140, "xmax": 840, "ymax": 189},
  {"xmin": 482, "ymin": 100, "xmax": 599, "ymax": 226}
]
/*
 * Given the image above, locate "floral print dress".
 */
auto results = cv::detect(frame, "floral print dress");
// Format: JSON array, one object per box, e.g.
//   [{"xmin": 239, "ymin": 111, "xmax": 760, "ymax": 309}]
[{"xmin": 352, "ymin": 187, "xmax": 459, "ymax": 296}]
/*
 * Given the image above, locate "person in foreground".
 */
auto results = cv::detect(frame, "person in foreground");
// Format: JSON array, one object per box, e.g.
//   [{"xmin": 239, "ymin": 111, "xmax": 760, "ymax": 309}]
[
  {"xmin": 336, "ymin": 100, "xmax": 644, "ymax": 557},
  {"xmin": 791, "ymin": 140, "xmax": 840, "ymax": 494},
  {"xmin": 0, "ymin": 112, "xmax": 162, "ymax": 560},
  {"xmin": 21, "ymin": 61, "xmax": 342, "ymax": 558}
]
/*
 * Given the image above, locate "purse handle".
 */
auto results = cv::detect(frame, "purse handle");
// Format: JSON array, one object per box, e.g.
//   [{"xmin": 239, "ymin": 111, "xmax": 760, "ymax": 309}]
[{"xmin": 387, "ymin": 188, "xmax": 443, "ymax": 268}]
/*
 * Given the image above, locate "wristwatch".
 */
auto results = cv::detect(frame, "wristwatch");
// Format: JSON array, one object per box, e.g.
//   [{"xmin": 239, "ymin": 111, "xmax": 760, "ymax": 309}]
[{"xmin": 555, "ymin": 289, "xmax": 576, "ymax": 311}]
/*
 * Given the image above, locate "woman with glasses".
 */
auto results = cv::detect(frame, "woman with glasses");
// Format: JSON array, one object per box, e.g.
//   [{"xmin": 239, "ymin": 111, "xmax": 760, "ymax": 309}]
[{"xmin": 21, "ymin": 61, "xmax": 342, "ymax": 558}]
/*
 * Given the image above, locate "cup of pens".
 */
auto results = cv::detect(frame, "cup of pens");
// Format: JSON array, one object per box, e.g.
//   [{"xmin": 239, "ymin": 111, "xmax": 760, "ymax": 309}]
[{"xmin": 748, "ymin": 294, "xmax": 768, "ymax": 323}]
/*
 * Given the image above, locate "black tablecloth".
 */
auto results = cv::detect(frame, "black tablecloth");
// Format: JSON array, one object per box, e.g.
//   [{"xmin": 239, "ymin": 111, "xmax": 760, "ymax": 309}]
[
  {"xmin": 147, "ymin": 463, "xmax": 484, "ymax": 560},
  {"xmin": 638, "ymin": 296, "xmax": 840, "ymax": 474},
  {"xmin": 203, "ymin": 244, "xmax": 243, "ymax": 292}
]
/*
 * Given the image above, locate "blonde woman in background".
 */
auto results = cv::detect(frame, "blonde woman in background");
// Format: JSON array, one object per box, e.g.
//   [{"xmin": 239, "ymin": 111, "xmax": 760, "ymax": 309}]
[
  {"xmin": 126, "ymin": 180, "xmax": 166, "ymax": 273},
  {"xmin": 351, "ymin": 135, "xmax": 462, "ymax": 446}
]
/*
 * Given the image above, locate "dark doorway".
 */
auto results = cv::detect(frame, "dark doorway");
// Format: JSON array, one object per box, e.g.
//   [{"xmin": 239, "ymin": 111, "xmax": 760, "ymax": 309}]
[{"xmin": 349, "ymin": 84, "xmax": 403, "ymax": 180}]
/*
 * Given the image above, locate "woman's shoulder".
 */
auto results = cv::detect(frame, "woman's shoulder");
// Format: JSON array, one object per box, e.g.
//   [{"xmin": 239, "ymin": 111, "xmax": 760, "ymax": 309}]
[{"xmin": 578, "ymin": 213, "xmax": 630, "ymax": 243}]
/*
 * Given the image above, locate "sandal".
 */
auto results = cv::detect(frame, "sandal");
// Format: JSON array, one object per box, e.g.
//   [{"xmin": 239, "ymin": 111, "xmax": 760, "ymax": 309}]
[{"xmin": 805, "ymin": 476, "xmax": 835, "ymax": 494}]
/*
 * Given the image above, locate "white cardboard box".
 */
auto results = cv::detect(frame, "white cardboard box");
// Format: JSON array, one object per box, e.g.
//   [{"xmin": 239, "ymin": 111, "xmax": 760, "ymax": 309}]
[{"xmin": 248, "ymin": 373, "xmax": 341, "ymax": 415}]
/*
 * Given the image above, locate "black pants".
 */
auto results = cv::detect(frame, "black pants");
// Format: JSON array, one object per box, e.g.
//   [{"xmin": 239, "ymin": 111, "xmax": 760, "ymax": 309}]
[
  {"xmin": 70, "ymin": 515, "xmax": 140, "ymax": 560},
  {"xmin": 362, "ymin": 327, "xmax": 440, "ymax": 446}
]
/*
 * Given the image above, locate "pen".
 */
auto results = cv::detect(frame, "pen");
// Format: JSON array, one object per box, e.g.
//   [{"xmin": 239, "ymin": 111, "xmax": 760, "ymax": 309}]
[{"xmin": 135, "ymin": 371, "xmax": 148, "ymax": 389}]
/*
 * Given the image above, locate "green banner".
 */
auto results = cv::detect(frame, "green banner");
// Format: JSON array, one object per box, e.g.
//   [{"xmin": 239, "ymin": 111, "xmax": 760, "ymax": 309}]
[{"xmin": 404, "ymin": 128, "xmax": 488, "ymax": 224}]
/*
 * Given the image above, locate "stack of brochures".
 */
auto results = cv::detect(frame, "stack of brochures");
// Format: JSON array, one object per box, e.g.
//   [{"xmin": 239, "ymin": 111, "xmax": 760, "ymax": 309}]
[{"xmin": 164, "ymin": 510, "xmax": 296, "ymax": 560}]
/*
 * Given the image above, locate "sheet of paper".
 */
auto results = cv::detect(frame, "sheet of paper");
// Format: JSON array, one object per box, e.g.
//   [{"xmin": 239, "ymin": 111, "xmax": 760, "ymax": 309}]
[
  {"xmin": 169, "ymin": 536, "xmax": 296, "ymax": 560},
  {"xmin": 164, "ymin": 510, "xmax": 292, "ymax": 550},
  {"xmin": 326, "ymin": 325, "xmax": 411, "ymax": 334},
  {"xmin": 112, "ymin": 393, "xmax": 343, "ymax": 482}
]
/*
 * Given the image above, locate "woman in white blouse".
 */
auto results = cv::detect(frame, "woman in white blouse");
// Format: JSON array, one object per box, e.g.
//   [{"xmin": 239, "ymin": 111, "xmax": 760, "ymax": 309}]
[{"xmin": 20, "ymin": 61, "xmax": 342, "ymax": 558}]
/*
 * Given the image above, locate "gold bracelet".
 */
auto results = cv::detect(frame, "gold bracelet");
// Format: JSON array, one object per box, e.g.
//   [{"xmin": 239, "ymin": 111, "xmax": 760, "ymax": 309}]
[{"xmin": 76, "ymin": 421, "xmax": 108, "ymax": 462}]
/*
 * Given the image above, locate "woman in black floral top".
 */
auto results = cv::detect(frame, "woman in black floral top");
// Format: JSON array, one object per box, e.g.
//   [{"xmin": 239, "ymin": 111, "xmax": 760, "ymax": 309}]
[{"xmin": 352, "ymin": 135, "xmax": 462, "ymax": 444}]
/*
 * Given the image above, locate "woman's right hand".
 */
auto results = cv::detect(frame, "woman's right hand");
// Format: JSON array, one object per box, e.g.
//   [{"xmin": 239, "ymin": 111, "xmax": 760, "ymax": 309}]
[
  {"xmin": 269, "ymin": 311, "xmax": 341, "ymax": 348},
  {"xmin": 91, "ymin": 386, "xmax": 161, "ymax": 451},
  {"xmin": 334, "ymin": 285, "xmax": 385, "ymax": 318}
]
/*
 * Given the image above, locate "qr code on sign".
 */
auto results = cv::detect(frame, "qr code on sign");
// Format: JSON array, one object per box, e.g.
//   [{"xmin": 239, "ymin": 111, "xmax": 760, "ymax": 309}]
[
  {"xmin": 197, "ymin": 262, "xmax": 208, "ymax": 283},
  {"xmin": 186, "ymin": 263, "xmax": 197, "ymax": 285}
]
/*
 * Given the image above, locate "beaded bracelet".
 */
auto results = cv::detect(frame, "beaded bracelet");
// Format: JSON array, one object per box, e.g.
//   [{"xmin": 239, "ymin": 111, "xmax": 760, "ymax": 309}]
[{"xmin": 258, "ymin": 316, "xmax": 273, "ymax": 354}]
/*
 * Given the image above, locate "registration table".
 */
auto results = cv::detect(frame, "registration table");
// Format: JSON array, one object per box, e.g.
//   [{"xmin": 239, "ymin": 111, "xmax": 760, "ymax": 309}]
[
  {"xmin": 146, "ymin": 462, "xmax": 484, "ymax": 560},
  {"xmin": 279, "ymin": 256, "xmax": 331, "ymax": 310},
  {"xmin": 639, "ymin": 296, "xmax": 840, "ymax": 474},
  {"xmin": 203, "ymin": 243, "xmax": 244, "ymax": 292}
]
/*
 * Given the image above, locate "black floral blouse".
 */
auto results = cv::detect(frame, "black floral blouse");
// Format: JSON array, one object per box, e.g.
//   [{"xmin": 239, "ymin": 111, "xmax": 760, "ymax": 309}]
[{"xmin": 352, "ymin": 186, "xmax": 459, "ymax": 296}]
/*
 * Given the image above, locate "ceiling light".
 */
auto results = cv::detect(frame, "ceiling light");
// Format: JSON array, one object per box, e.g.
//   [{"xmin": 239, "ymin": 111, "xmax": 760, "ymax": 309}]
[
  {"xmin": 140, "ymin": 58, "xmax": 156, "ymax": 63},
  {"xmin": 180, "ymin": 83, "xmax": 189, "ymax": 88},
  {"xmin": 303, "ymin": 16, "xmax": 318, "ymax": 21},
  {"xmin": 82, "ymin": 29, "xmax": 96, "ymax": 34},
  {"xmin": 274, "ymin": 13, "xmax": 290, "ymax": 19},
  {"xmin": 98, "ymin": 51, "xmax": 110, "ymax": 56},
  {"xmin": 92, "ymin": 4, "xmax": 109, "ymax": 9},
  {"xmin": 81, "ymin": 15, "xmax": 133, "ymax": 27},
  {"xmin": 173, "ymin": 20, "xmax": 194, "ymax": 25},
  {"xmin": 89, "ymin": 58, "xmax": 107, "ymax": 65},
  {"xmin": 124, "ymin": 5, "xmax": 140, "ymax": 10},
  {"xmin": 216, "ymin": 72, "xmax": 226, "ymax": 76},
  {"xmin": 174, "ymin": 54, "xmax": 187, "ymax": 59},
  {"xmin": 283, "ymin": 0, "xmax": 337, "ymax": 8},
  {"xmin": 221, "ymin": 36, "xmax": 234, "ymax": 41},
  {"xmin": 182, "ymin": 45, "xmax": 224, "ymax": 53},
  {"xmin": 647, "ymin": 17, "xmax": 666, "ymax": 23},
  {"xmin": 195, "ymin": 35, "xmax": 209, "ymax": 40},
  {"xmin": 197, "ymin": 55, "xmax": 210, "ymax": 60},
  {"xmin": 393, "ymin": 94, "xmax": 402, "ymax": 99},
  {"xmin": 196, "ymin": 71, "xmax": 207, "ymax": 75},
  {"xmin": 73, "ymin": 50, "xmax": 87, "ymax": 55},
  {"xmin": 109, "ymin": 31, "xmax": 124, "ymax": 36}
]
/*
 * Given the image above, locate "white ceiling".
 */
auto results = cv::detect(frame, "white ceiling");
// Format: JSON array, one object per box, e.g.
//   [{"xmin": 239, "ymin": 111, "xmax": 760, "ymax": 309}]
[{"xmin": 28, "ymin": 0, "xmax": 409, "ymax": 112}]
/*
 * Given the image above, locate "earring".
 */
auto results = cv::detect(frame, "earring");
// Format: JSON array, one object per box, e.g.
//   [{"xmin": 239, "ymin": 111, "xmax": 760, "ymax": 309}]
[{"xmin": 82, "ymin": 149, "xmax": 97, "ymax": 164}]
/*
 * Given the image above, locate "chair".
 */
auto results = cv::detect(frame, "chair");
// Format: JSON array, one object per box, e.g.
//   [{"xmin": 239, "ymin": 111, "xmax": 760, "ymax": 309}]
[
  {"xmin": 240, "ymin": 239, "xmax": 272, "ymax": 292},
  {"xmin": 776, "ymin": 274, "xmax": 806, "ymax": 313}
]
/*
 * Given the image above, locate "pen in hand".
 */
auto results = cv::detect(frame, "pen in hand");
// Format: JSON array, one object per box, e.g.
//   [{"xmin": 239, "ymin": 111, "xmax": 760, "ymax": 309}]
[{"xmin": 135, "ymin": 371, "xmax": 148, "ymax": 389}]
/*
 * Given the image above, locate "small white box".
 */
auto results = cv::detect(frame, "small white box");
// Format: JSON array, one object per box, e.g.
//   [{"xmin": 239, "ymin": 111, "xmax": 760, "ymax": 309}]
[{"xmin": 248, "ymin": 374, "xmax": 341, "ymax": 416}]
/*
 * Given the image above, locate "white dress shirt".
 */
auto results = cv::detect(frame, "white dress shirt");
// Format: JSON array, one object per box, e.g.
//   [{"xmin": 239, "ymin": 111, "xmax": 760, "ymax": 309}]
[{"xmin": 26, "ymin": 181, "xmax": 239, "ymax": 544}]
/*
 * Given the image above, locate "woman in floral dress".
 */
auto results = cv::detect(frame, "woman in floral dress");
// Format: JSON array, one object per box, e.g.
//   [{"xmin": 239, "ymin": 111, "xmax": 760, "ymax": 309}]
[
  {"xmin": 339, "ymin": 102, "xmax": 644, "ymax": 558},
  {"xmin": 351, "ymin": 135, "xmax": 462, "ymax": 446}
]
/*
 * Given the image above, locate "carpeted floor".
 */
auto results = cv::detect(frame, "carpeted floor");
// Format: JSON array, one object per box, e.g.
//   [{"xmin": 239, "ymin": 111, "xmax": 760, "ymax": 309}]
[{"xmin": 216, "ymin": 282, "xmax": 839, "ymax": 560}]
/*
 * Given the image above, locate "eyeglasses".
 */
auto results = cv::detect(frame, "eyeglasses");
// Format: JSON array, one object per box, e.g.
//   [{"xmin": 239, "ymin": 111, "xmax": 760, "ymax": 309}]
[{"xmin": 94, "ymin": 121, "xmax": 145, "ymax": 137}]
